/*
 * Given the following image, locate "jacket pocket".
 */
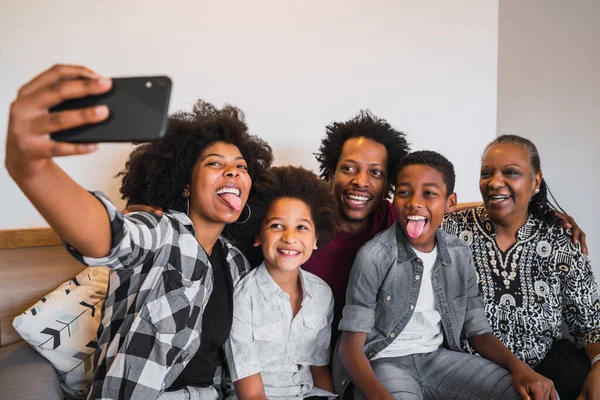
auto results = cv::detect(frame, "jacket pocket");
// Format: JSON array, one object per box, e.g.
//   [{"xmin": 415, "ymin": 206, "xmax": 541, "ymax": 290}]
[{"xmin": 375, "ymin": 289, "xmax": 406, "ymax": 335}]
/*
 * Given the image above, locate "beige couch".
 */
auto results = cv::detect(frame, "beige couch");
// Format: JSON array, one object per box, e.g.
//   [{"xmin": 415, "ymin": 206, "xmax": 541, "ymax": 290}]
[{"xmin": 0, "ymin": 228, "xmax": 84, "ymax": 400}]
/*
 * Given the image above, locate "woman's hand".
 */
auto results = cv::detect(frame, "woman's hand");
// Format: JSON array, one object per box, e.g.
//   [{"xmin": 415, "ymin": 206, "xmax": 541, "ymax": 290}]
[
  {"xmin": 123, "ymin": 204, "xmax": 164, "ymax": 216},
  {"xmin": 554, "ymin": 210, "xmax": 588, "ymax": 255},
  {"xmin": 5, "ymin": 64, "xmax": 112, "ymax": 181},
  {"xmin": 577, "ymin": 364, "xmax": 600, "ymax": 400},
  {"xmin": 510, "ymin": 362, "xmax": 556, "ymax": 400}
]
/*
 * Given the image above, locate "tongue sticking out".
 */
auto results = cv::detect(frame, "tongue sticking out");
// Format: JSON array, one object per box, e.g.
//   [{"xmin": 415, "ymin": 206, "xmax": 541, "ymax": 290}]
[
  {"xmin": 406, "ymin": 219, "xmax": 426, "ymax": 239},
  {"xmin": 219, "ymin": 193, "xmax": 242, "ymax": 211}
]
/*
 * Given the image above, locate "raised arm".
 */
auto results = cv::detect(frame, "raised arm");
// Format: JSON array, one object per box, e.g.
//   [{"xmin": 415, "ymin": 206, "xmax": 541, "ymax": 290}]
[{"xmin": 5, "ymin": 65, "xmax": 114, "ymax": 257}]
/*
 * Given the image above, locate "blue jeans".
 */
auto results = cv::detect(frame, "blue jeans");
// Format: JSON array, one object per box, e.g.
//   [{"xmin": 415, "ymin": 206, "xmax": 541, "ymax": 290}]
[{"xmin": 354, "ymin": 348, "xmax": 519, "ymax": 400}]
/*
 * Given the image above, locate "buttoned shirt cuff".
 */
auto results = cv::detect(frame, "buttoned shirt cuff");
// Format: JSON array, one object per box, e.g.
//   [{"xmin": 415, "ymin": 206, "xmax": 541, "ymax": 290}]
[
  {"xmin": 462, "ymin": 309, "xmax": 493, "ymax": 338},
  {"xmin": 338, "ymin": 305, "xmax": 375, "ymax": 333}
]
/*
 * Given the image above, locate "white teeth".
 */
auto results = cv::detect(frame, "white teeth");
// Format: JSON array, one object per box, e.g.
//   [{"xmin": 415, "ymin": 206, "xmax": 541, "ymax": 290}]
[
  {"xmin": 279, "ymin": 249, "xmax": 299, "ymax": 255},
  {"xmin": 407, "ymin": 215, "xmax": 426, "ymax": 221},
  {"xmin": 490, "ymin": 195, "xmax": 510, "ymax": 200},
  {"xmin": 347, "ymin": 194, "xmax": 369, "ymax": 202},
  {"xmin": 216, "ymin": 187, "xmax": 240, "ymax": 197}
]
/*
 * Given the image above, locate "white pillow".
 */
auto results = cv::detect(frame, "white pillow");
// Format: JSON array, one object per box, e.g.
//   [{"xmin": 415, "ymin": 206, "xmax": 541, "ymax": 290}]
[{"xmin": 13, "ymin": 266, "xmax": 109, "ymax": 400}]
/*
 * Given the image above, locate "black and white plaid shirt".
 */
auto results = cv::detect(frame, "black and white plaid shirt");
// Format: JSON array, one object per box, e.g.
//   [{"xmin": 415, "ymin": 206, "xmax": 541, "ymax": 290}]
[{"xmin": 66, "ymin": 192, "xmax": 250, "ymax": 399}]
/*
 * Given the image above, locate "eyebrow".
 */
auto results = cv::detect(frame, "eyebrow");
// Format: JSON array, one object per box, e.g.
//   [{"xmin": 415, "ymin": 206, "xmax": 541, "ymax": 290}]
[
  {"xmin": 481, "ymin": 163, "xmax": 523, "ymax": 169},
  {"xmin": 265, "ymin": 217, "xmax": 314, "ymax": 227},
  {"xmin": 396, "ymin": 182, "xmax": 442, "ymax": 188},
  {"xmin": 202, "ymin": 153, "xmax": 245, "ymax": 161},
  {"xmin": 343, "ymin": 158, "xmax": 383, "ymax": 167}
]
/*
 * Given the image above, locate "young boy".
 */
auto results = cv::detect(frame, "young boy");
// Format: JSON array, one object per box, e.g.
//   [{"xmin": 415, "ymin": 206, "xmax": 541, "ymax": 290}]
[
  {"xmin": 332, "ymin": 151, "xmax": 556, "ymax": 399},
  {"xmin": 225, "ymin": 166, "xmax": 339, "ymax": 400}
]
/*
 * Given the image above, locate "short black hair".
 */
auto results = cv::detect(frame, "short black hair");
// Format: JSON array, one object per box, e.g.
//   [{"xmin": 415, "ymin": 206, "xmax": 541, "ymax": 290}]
[
  {"xmin": 224, "ymin": 166, "xmax": 338, "ymax": 268},
  {"xmin": 395, "ymin": 150, "xmax": 456, "ymax": 195},
  {"xmin": 314, "ymin": 110, "xmax": 410, "ymax": 198},
  {"xmin": 117, "ymin": 99, "xmax": 273, "ymax": 213}
]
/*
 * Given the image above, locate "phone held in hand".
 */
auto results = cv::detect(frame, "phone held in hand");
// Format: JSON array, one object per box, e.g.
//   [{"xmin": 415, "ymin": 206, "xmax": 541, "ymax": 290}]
[{"xmin": 51, "ymin": 76, "xmax": 172, "ymax": 143}]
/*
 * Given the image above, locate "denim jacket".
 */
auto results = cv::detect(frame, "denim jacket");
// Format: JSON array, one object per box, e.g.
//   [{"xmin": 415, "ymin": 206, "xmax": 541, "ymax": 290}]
[{"xmin": 332, "ymin": 223, "xmax": 492, "ymax": 396}]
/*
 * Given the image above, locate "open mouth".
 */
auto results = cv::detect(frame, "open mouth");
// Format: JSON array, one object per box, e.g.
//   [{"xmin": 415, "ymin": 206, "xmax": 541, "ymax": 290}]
[
  {"xmin": 406, "ymin": 215, "xmax": 428, "ymax": 239},
  {"xmin": 216, "ymin": 186, "xmax": 242, "ymax": 210},
  {"xmin": 277, "ymin": 248, "xmax": 300, "ymax": 257},
  {"xmin": 344, "ymin": 193, "xmax": 371, "ymax": 208},
  {"xmin": 489, "ymin": 194, "xmax": 511, "ymax": 203}
]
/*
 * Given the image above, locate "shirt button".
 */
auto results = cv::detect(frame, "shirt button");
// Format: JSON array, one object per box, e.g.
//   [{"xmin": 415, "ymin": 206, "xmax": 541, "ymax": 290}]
[
  {"xmin": 389, "ymin": 332, "xmax": 396, "ymax": 338},
  {"xmin": 415, "ymin": 275, "xmax": 421, "ymax": 280},
  {"xmin": 416, "ymin": 258, "xmax": 422, "ymax": 263},
  {"xmin": 342, "ymin": 379, "xmax": 346, "ymax": 385},
  {"xmin": 386, "ymin": 295, "xmax": 392, "ymax": 301},
  {"xmin": 409, "ymin": 304, "xmax": 415, "ymax": 310},
  {"xmin": 368, "ymin": 351, "xmax": 374, "ymax": 357}
]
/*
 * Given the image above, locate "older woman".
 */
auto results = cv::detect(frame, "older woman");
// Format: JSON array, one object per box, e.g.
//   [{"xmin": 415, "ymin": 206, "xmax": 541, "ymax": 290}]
[
  {"xmin": 5, "ymin": 65, "xmax": 273, "ymax": 399},
  {"xmin": 442, "ymin": 135, "xmax": 600, "ymax": 400}
]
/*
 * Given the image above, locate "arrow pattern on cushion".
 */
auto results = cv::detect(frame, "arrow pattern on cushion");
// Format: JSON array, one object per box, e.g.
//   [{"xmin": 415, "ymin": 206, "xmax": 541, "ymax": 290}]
[
  {"xmin": 38, "ymin": 293, "xmax": 105, "ymax": 350},
  {"xmin": 40, "ymin": 328, "xmax": 61, "ymax": 349},
  {"xmin": 64, "ymin": 341, "xmax": 99, "ymax": 375}
]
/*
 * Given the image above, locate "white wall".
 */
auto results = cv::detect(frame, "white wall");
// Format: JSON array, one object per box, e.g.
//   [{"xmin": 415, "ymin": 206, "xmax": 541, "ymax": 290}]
[
  {"xmin": 497, "ymin": 0, "xmax": 600, "ymax": 267},
  {"xmin": 0, "ymin": 0, "xmax": 499, "ymax": 229}
]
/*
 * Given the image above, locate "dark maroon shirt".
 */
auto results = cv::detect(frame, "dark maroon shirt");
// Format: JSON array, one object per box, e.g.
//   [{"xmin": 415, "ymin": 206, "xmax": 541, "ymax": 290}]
[{"xmin": 302, "ymin": 200, "xmax": 396, "ymax": 345}]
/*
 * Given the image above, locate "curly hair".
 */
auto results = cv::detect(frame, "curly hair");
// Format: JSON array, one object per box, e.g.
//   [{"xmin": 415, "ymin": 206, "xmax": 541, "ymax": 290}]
[
  {"xmin": 395, "ymin": 150, "xmax": 456, "ymax": 195},
  {"xmin": 117, "ymin": 100, "xmax": 273, "ymax": 213},
  {"xmin": 484, "ymin": 135, "xmax": 556, "ymax": 224},
  {"xmin": 314, "ymin": 110, "xmax": 410, "ymax": 198},
  {"xmin": 224, "ymin": 166, "xmax": 338, "ymax": 268}
]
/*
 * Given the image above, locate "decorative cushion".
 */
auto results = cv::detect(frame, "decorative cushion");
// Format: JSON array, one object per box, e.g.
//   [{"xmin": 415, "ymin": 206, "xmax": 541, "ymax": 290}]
[{"xmin": 13, "ymin": 266, "xmax": 109, "ymax": 399}]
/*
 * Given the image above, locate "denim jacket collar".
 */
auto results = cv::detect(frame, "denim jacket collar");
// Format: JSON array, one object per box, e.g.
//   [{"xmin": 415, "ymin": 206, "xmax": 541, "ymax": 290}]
[{"xmin": 395, "ymin": 223, "xmax": 452, "ymax": 268}]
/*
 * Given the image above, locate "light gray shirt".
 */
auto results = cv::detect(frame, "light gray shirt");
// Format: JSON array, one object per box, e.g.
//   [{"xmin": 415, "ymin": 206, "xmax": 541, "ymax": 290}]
[{"xmin": 225, "ymin": 263, "xmax": 335, "ymax": 399}]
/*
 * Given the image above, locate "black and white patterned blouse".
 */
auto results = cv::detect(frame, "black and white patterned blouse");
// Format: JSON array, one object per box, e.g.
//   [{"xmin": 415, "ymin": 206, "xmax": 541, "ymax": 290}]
[{"xmin": 442, "ymin": 206, "xmax": 600, "ymax": 366}]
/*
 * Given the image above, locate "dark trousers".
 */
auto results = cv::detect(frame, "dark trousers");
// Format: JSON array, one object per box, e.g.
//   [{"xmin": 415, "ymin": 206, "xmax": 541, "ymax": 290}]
[{"xmin": 534, "ymin": 338, "xmax": 591, "ymax": 400}]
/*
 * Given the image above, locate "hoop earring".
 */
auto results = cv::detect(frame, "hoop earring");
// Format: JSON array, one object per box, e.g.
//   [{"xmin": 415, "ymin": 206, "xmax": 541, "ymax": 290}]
[
  {"xmin": 182, "ymin": 187, "xmax": 190, "ymax": 216},
  {"xmin": 236, "ymin": 203, "xmax": 251, "ymax": 224}
]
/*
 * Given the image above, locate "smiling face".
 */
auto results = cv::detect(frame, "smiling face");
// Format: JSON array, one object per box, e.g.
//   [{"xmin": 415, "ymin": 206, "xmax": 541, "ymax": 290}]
[
  {"xmin": 188, "ymin": 141, "xmax": 252, "ymax": 225},
  {"xmin": 393, "ymin": 164, "xmax": 456, "ymax": 252},
  {"xmin": 330, "ymin": 137, "xmax": 388, "ymax": 232},
  {"xmin": 255, "ymin": 197, "xmax": 318, "ymax": 274},
  {"xmin": 479, "ymin": 142, "xmax": 542, "ymax": 227}
]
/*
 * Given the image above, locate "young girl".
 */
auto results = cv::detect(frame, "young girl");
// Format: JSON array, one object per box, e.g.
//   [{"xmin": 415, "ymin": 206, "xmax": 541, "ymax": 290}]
[{"xmin": 224, "ymin": 166, "xmax": 338, "ymax": 400}]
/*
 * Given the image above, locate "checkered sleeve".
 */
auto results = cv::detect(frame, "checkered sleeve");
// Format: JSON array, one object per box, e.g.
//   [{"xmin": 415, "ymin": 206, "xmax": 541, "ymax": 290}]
[{"xmin": 65, "ymin": 191, "xmax": 170, "ymax": 269}]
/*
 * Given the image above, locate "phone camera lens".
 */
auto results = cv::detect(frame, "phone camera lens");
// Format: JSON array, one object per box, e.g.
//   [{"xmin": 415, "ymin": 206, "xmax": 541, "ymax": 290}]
[
  {"xmin": 156, "ymin": 78, "xmax": 168, "ymax": 89},
  {"xmin": 145, "ymin": 81, "xmax": 153, "ymax": 88}
]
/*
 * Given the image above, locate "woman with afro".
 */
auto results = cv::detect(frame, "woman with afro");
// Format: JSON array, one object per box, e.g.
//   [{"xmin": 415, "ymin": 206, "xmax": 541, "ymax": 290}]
[{"xmin": 5, "ymin": 65, "xmax": 273, "ymax": 400}]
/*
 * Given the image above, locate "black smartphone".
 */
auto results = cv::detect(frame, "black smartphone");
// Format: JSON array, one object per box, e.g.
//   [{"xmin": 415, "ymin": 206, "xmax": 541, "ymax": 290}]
[{"xmin": 51, "ymin": 76, "xmax": 172, "ymax": 143}]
